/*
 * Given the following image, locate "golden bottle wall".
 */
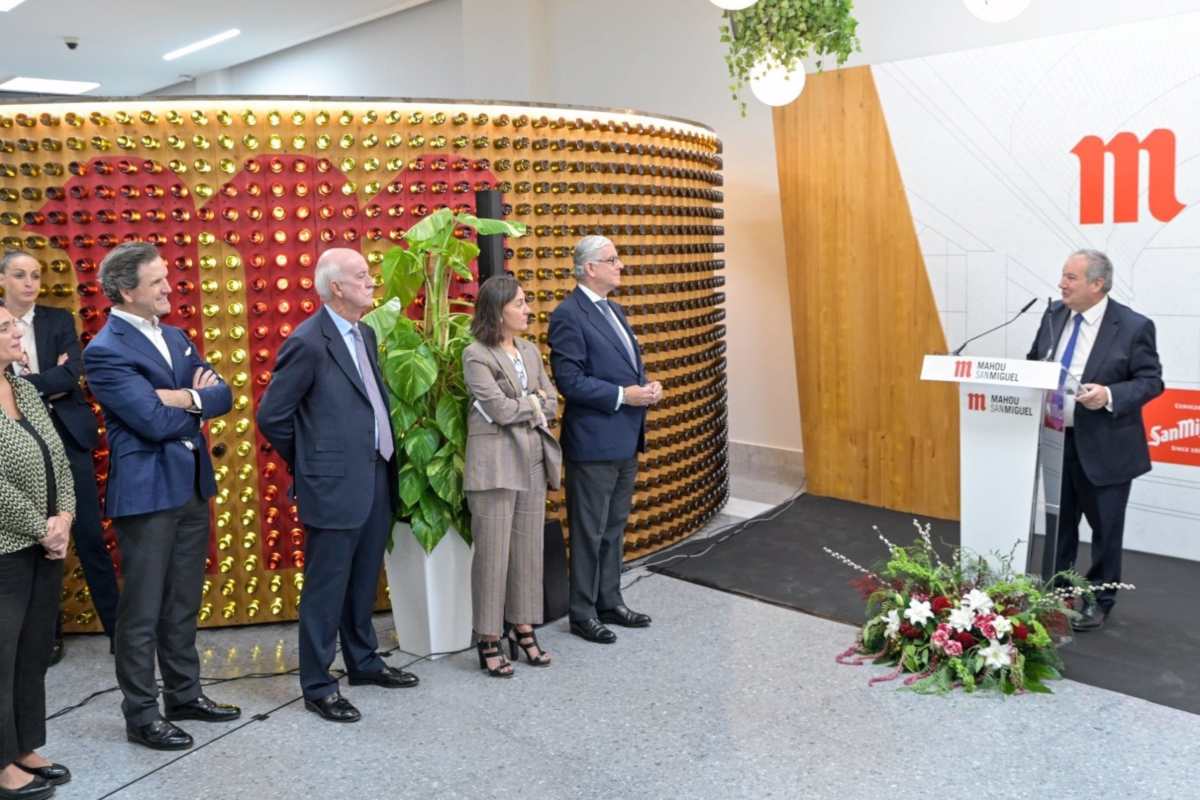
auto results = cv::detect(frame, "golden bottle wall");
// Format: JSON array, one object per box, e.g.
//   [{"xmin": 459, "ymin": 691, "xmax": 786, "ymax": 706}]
[{"xmin": 0, "ymin": 98, "xmax": 729, "ymax": 631}]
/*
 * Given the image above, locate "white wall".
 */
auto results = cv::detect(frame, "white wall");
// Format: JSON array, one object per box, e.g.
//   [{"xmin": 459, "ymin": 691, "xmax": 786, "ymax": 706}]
[{"xmin": 153, "ymin": 0, "xmax": 1200, "ymax": 457}]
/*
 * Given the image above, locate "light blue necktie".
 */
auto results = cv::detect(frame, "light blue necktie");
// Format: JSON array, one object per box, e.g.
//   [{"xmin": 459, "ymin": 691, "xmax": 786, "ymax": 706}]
[{"xmin": 596, "ymin": 299, "xmax": 638, "ymax": 368}]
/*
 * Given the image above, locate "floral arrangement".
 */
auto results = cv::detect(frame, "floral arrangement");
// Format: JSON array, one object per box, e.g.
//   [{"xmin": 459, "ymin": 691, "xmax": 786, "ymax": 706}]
[{"xmin": 826, "ymin": 521, "xmax": 1131, "ymax": 695}]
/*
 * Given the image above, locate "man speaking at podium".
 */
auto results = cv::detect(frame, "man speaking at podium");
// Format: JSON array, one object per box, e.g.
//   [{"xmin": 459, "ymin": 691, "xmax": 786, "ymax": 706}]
[{"xmin": 1026, "ymin": 249, "xmax": 1163, "ymax": 631}]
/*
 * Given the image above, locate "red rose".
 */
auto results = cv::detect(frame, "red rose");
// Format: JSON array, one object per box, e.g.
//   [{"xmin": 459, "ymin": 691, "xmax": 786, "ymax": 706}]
[
  {"xmin": 900, "ymin": 623, "xmax": 923, "ymax": 639},
  {"xmin": 931, "ymin": 596, "xmax": 953, "ymax": 614},
  {"xmin": 954, "ymin": 631, "xmax": 977, "ymax": 648},
  {"xmin": 1001, "ymin": 606, "xmax": 1020, "ymax": 616},
  {"xmin": 1012, "ymin": 622, "xmax": 1029, "ymax": 641}
]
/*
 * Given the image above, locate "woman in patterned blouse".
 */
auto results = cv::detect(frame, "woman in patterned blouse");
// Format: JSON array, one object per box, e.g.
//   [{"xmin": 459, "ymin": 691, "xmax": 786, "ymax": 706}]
[{"xmin": 0, "ymin": 302, "xmax": 76, "ymax": 799}]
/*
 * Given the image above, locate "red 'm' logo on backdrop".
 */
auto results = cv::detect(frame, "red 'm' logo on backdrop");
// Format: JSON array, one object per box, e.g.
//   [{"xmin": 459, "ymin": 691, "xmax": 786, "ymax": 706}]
[
  {"xmin": 955, "ymin": 360, "xmax": 972, "ymax": 378},
  {"xmin": 1143, "ymin": 389, "xmax": 1200, "ymax": 467},
  {"xmin": 1072, "ymin": 129, "xmax": 1185, "ymax": 225},
  {"xmin": 967, "ymin": 393, "xmax": 987, "ymax": 412}
]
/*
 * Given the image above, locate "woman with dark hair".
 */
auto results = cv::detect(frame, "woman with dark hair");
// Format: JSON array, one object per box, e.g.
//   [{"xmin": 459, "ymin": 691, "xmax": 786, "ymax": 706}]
[
  {"xmin": 462, "ymin": 274, "xmax": 562, "ymax": 677},
  {"xmin": 0, "ymin": 302, "xmax": 75, "ymax": 800}
]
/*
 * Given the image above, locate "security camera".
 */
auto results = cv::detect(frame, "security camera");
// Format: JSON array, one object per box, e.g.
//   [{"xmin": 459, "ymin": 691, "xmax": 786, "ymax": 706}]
[{"xmin": 63, "ymin": 36, "xmax": 79, "ymax": 51}]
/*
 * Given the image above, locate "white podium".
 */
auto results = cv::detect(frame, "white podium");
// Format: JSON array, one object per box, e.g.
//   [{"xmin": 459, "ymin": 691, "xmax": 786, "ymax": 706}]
[{"xmin": 921, "ymin": 356, "xmax": 1062, "ymax": 569}]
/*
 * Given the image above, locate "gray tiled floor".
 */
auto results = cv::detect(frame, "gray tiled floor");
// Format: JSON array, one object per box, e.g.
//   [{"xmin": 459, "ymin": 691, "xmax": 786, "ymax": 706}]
[{"xmin": 43, "ymin": 567, "xmax": 1198, "ymax": 800}]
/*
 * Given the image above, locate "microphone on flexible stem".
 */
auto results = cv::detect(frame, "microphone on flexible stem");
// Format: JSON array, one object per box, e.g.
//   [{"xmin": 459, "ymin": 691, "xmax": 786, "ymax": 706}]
[{"xmin": 950, "ymin": 297, "xmax": 1039, "ymax": 356}]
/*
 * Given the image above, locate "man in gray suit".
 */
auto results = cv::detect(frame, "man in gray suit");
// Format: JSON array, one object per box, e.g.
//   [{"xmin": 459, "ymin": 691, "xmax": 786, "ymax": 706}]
[{"xmin": 549, "ymin": 236, "xmax": 662, "ymax": 644}]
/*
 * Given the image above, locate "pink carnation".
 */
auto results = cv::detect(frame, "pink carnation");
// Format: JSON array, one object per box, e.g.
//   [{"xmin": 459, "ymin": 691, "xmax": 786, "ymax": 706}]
[
  {"xmin": 975, "ymin": 613, "xmax": 998, "ymax": 641},
  {"xmin": 930, "ymin": 623, "xmax": 952, "ymax": 650},
  {"xmin": 944, "ymin": 640, "xmax": 963, "ymax": 657}
]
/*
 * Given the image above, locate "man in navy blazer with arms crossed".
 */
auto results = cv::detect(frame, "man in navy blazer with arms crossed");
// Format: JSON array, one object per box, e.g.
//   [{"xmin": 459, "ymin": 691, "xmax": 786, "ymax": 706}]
[
  {"xmin": 550, "ymin": 235, "xmax": 662, "ymax": 644},
  {"xmin": 84, "ymin": 242, "xmax": 240, "ymax": 751}
]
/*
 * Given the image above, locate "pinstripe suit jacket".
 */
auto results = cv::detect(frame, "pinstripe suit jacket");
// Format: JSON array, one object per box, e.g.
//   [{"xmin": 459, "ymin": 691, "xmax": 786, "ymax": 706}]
[{"xmin": 463, "ymin": 338, "xmax": 563, "ymax": 493}]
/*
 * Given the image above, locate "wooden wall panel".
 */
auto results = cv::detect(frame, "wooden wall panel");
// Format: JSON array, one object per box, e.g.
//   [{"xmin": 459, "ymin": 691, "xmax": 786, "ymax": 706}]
[{"xmin": 773, "ymin": 66, "xmax": 959, "ymax": 519}]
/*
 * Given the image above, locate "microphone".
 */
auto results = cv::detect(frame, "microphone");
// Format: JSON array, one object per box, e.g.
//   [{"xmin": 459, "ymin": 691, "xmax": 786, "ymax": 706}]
[{"xmin": 950, "ymin": 297, "xmax": 1039, "ymax": 356}]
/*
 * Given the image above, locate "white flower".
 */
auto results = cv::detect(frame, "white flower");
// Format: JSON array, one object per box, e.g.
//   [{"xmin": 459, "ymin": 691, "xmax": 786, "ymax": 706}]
[
  {"xmin": 963, "ymin": 589, "xmax": 994, "ymax": 614},
  {"xmin": 979, "ymin": 639, "xmax": 1012, "ymax": 670},
  {"xmin": 948, "ymin": 605, "xmax": 975, "ymax": 632},
  {"xmin": 903, "ymin": 598, "xmax": 934, "ymax": 626},
  {"xmin": 884, "ymin": 609, "xmax": 901, "ymax": 639},
  {"xmin": 992, "ymin": 615, "xmax": 1013, "ymax": 638}
]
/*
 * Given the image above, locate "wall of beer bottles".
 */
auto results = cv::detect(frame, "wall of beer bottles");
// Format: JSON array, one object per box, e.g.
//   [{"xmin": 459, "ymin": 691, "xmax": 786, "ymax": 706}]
[{"xmin": 0, "ymin": 98, "xmax": 729, "ymax": 632}]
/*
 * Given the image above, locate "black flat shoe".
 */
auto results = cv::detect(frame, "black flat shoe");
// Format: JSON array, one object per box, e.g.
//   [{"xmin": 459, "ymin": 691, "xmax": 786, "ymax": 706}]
[
  {"xmin": 304, "ymin": 692, "xmax": 361, "ymax": 723},
  {"xmin": 15, "ymin": 762, "xmax": 70, "ymax": 787},
  {"xmin": 570, "ymin": 618, "xmax": 617, "ymax": 644},
  {"xmin": 598, "ymin": 605, "xmax": 651, "ymax": 628},
  {"xmin": 47, "ymin": 638, "xmax": 64, "ymax": 667},
  {"xmin": 126, "ymin": 719, "xmax": 193, "ymax": 751},
  {"xmin": 1071, "ymin": 602, "xmax": 1108, "ymax": 632},
  {"xmin": 0, "ymin": 774, "xmax": 54, "ymax": 800},
  {"xmin": 347, "ymin": 665, "xmax": 419, "ymax": 688},
  {"xmin": 165, "ymin": 695, "xmax": 242, "ymax": 723}
]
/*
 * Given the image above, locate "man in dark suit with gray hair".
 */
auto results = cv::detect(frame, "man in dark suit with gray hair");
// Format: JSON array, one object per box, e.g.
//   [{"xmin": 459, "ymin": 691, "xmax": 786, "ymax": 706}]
[
  {"xmin": 257, "ymin": 248, "xmax": 418, "ymax": 724},
  {"xmin": 1027, "ymin": 248, "xmax": 1163, "ymax": 631},
  {"xmin": 549, "ymin": 235, "xmax": 661, "ymax": 644}
]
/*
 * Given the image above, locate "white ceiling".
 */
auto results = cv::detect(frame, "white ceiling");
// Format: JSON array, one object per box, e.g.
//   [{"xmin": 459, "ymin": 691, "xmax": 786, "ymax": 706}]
[{"xmin": 0, "ymin": 0, "xmax": 432, "ymax": 96}]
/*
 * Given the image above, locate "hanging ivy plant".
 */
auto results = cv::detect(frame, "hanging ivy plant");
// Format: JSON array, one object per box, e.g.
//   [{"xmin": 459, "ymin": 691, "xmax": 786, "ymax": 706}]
[{"xmin": 720, "ymin": 0, "xmax": 862, "ymax": 115}]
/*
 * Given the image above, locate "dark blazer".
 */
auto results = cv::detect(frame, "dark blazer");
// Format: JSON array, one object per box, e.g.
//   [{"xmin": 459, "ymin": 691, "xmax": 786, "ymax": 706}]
[
  {"xmin": 83, "ymin": 314, "xmax": 232, "ymax": 518},
  {"xmin": 548, "ymin": 287, "xmax": 647, "ymax": 462},
  {"xmin": 462, "ymin": 338, "xmax": 563, "ymax": 493},
  {"xmin": 1027, "ymin": 298, "xmax": 1163, "ymax": 486},
  {"xmin": 256, "ymin": 305, "xmax": 397, "ymax": 530},
  {"xmin": 21, "ymin": 305, "xmax": 99, "ymax": 452}
]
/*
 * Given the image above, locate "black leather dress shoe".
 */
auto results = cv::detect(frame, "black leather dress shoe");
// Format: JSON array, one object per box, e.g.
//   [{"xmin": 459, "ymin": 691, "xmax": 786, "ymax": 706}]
[
  {"xmin": 0, "ymin": 774, "xmax": 54, "ymax": 800},
  {"xmin": 1071, "ymin": 602, "xmax": 1108, "ymax": 632},
  {"xmin": 165, "ymin": 695, "xmax": 242, "ymax": 723},
  {"xmin": 15, "ymin": 761, "xmax": 70, "ymax": 786},
  {"xmin": 304, "ymin": 692, "xmax": 361, "ymax": 723},
  {"xmin": 126, "ymin": 719, "xmax": 193, "ymax": 751},
  {"xmin": 598, "ymin": 605, "xmax": 652, "ymax": 628},
  {"xmin": 570, "ymin": 618, "xmax": 617, "ymax": 644},
  {"xmin": 348, "ymin": 665, "xmax": 419, "ymax": 688},
  {"xmin": 47, "ymin": 638, "xmax": 64, "ymax": 667}
]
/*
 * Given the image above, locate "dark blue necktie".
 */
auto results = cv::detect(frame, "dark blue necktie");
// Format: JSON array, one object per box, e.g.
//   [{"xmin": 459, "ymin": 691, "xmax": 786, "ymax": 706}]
[{"xmin": 1058, "ymin": 313, "xmax": 1084, "ymax": 388}]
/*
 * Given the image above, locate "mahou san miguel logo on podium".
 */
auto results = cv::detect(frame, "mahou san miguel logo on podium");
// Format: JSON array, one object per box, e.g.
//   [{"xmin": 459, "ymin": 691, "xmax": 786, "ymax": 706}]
[{"xmin": 1143, "ymin": 389, "xmax": 1200, "ymax": 468}]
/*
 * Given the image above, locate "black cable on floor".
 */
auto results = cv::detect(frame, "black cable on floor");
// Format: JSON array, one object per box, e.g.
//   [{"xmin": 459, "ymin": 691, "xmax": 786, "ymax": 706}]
[{"xmin": 619, "ymin": 486, "xmax": 807, "ymax": 592}]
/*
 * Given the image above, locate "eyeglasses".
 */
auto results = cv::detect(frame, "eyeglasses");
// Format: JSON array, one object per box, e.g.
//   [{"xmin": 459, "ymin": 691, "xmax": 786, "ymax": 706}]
[
  {"xmin": 594, "ymin": 255, "xmax": 622, "ymax": 266},
  {"xmin": 0, "ymin": 319, "xmax": 27, "ymax": 336}
]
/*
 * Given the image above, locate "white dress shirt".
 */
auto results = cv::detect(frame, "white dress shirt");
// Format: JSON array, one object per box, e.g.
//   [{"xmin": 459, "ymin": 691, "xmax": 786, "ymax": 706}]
[
  {"xmin": 15, "ymin": 306, "xmax": 38, "ymax": 376},
  {"xmin": 110, "ymin": 307, "xmax": 202, "ymax": 414},
  {"xmin": 1053, "ymin": 295, "xmax": 1113, "ymax": 427},
  {"xmin": 577, "ymin": 283, "xmax": 634, "ymax": 410}
]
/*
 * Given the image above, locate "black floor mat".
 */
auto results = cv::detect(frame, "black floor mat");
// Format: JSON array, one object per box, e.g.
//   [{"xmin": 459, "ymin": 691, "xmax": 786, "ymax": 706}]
[{"xmin": 647, "ymin": 494, "xmax": 1200, "ymax": 715}]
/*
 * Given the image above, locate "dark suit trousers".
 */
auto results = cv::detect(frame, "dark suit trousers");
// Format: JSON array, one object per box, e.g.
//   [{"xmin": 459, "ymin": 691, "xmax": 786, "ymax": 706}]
[
  {"xmin": 1055, "ymin": 429, "xmax": 1131, "ymax": 611},
  {"xmin": 566, "ymin": 458, "xmax": 637, "ymax": 622},
  {"xmin": 0, "ymin": 545, "xmax": 62, "ymax": 768},
  {"xmin": 299, "ymin": 459, "xmax": 390, "ymax": 700},
  {"xmin": 113, "ymin": 492, "xmax": 210, "ymax": 725},
  {"xmin": 61, "ymin": 436, "xmax": 119, "ymax": 638}
]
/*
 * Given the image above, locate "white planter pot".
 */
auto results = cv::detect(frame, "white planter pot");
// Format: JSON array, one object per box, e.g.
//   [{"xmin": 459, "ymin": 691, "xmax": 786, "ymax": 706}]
[{"xmin": 384, "ymin": 522, "xmax": 474, "ymax": 658}]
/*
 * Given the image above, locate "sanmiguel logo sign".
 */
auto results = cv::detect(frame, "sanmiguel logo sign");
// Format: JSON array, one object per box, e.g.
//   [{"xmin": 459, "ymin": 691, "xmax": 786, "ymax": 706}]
[
  {"xmin": 1072, "ymin": 129, "xmax": 1185, "ymax": 225},
  {"xmin": 1143, "ymin": 389, "xmax": 1200, "ymax": 468}
]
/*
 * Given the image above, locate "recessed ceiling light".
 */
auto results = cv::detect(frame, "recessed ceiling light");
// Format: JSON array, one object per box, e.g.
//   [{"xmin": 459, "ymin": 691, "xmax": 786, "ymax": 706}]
[
  {"xmin": 0, "ymin": 76, "xmax": 99, "ymax": 95},
  {"xmin": 0, "ymin": 1, "xmax": 29, "ymax": 12},
  {"xmin": 163, "ymin": 28, "xmax": 241, "ymax": 61}
]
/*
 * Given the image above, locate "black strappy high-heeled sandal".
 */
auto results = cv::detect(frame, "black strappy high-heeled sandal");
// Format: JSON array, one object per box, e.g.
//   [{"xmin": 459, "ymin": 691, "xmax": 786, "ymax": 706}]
[
  {"xmin": 507, "ymin": 626, "xmax": 552, "ymax": 667},
  {"xmin": 476, "ymin": 638, "xmax": 513, "ymax": 678}
]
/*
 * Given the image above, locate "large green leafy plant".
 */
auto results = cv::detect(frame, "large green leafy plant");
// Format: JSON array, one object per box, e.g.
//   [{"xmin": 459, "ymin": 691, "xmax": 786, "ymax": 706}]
[
  {"xmin": 720, "ymin": 0, "xmax": 861, "ymax": 115},
  {"xmin": 362, "ymin": 207, "xmax": 527, "ymax": 552}
]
